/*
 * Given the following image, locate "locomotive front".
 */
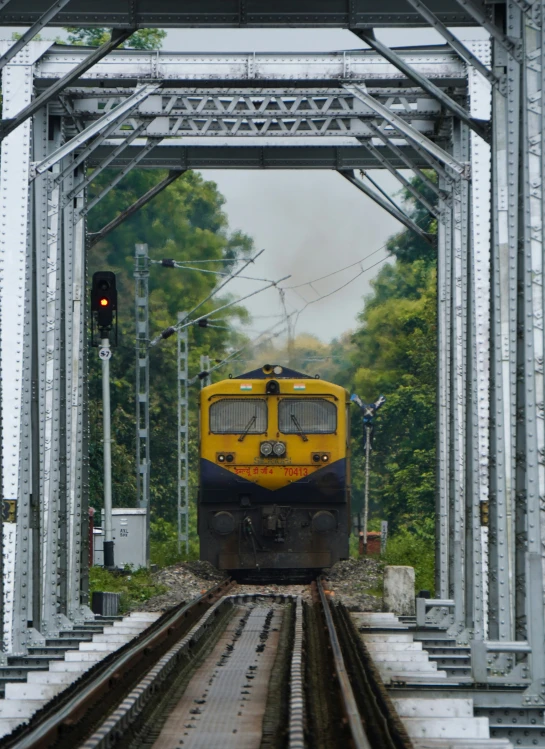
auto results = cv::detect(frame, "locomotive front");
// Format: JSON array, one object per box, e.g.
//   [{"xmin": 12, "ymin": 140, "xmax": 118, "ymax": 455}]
[{"xmin": 198, "ymin": 364, "xmax": 350, "ymax": 574}]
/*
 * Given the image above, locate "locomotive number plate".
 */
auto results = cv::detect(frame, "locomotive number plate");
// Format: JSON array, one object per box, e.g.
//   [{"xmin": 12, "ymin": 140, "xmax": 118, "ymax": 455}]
[{"xmin": 284, "ymin": 466, "xmax": 309, "ymax": 478}]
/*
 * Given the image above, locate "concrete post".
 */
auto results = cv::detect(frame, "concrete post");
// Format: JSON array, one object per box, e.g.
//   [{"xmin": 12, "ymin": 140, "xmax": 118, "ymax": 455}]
[{"xmin": 383, "ymin": 566, "xmax": 415, "ymax": 616}]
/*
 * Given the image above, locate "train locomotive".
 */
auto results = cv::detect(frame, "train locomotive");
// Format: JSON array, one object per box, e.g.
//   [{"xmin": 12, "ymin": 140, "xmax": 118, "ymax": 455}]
[{"xmin": 198, "ymin": 364, "xmax": 350, "ymax": 575}]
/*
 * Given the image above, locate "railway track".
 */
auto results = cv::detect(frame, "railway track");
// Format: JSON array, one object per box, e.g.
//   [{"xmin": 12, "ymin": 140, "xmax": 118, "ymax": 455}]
[{"xmin": 0, "ymin": 577, "xmax": 413, "ymax": 749}]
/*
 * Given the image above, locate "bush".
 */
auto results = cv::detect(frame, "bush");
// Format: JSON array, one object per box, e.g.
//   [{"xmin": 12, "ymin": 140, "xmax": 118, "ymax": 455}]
[
  {"xmin": 383, "ymin": 529, "xmax": 435, "ymax": 595},
  {"xmin": 149, "ymin": 516, "xmax": 199, "ymax": 568},
  {"xmin": 89, "ymin": 566, "xmax": 168, "ymax": 613}
]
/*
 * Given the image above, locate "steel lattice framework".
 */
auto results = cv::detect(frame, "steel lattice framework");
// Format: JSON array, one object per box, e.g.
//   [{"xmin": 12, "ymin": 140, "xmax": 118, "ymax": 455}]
[{"xmin": 0, "ymin": 0, "xmax": 544, "ymax": 713}]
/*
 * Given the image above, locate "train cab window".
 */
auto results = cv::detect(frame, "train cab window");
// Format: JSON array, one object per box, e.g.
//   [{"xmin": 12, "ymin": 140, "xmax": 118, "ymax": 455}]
[
  {"xmin": 209, "ymin": 399, "xmax": 267, "ymax": 434},
  {"xmin": 278, "ymin": 398, "xmax": 337, "ymax": 434}
]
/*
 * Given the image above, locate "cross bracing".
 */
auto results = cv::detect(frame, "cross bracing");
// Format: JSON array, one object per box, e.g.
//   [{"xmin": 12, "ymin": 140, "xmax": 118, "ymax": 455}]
[
  {"xmin": 34, "ymin": 46, "xmax": 469, "ymax": 166},
  {"xmin": 22, "ymin": 45, "xmax": 474, "ymax": 177},
  {"xmin": 1, "ymin": 0, "xmax": 545, "ymax": 719}
]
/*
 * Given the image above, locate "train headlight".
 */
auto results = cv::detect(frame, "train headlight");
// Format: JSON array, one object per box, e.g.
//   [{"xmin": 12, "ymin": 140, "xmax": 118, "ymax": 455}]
[
  {"xmin": 260, "ymin": 441, "xmax": 273, "ymax": 457},
  {"xmin": 272, "ymin": 441, "xmax": 286, "ymax": 457}
]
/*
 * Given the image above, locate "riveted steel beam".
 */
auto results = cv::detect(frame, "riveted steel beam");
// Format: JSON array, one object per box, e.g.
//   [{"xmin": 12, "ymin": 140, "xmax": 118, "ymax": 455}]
[
  {"xmin": 0, "ymin": 1, "xmax": 486, "ymax": 28},
  {"xmin": 53, "ymin": 112, "xmax": 135, "ymax": 186},
  {"xmin": 356, "ymin": 31, "xmax": 490, "ymax": 142},
  {"xmin": 63, "ymin": 122, "xmax": 148, "ymax": 206},
  {"xmin": 339, "ymin": 169, "xmax": 434, "ymax": 244},
  {"xmin": 0, "ymin": 0, "xmax": 71, "ymax": 73},
  {"xmin": 79, "ymin": 139, "xmax": 160, "ymax": 217},
  {"xmin": 366, "ymin": 123, "xmax": 445, "ymax": 200},
  {"xmin": 1, "ymin": 29, "xmax": 134, "ymax": 141},
  {"xmin": 88, "ymin": 170, "xmax": 185, "ymax": 248},
  {"xmin": 345, "ymin": 83, "xmax": 470, "ymax": 178},
  {"xmin": 405, "ymin": 0, "xmax": 499, "ymax": 87},
  {"xmin": 35, "ymin": 85, "xmax": 158, "ymax": 175},
  {"xmin": 364, "ymin": 139, "xmax": 440, "ymax": 217},
  {"xmin": 33, "ymin": 45, "xmax": 468, "ymax": 85},
  {"xmin": 454, "ymin": 0, "xmax": 520, "ymax": 59}
]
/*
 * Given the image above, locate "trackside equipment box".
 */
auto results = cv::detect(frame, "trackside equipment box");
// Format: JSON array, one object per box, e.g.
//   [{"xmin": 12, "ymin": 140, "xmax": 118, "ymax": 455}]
[{"xmin": 93, "ymin": 508, "xmax": 147, "ymax": 569}]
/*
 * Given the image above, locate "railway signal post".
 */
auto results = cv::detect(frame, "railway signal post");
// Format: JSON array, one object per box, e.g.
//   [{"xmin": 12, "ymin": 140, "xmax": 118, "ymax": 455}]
[
  {"xmin": 91, "ymin": 272, "xmax": 118, "ymax": 569},
  {"xmin": 351, "ymin": 393, "xmax": 385, "ymax": 554}
]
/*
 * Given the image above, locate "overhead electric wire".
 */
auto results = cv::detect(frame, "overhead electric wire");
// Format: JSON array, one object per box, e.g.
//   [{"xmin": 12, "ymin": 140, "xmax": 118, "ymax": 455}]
[
  {"xmin": 150, "ymin": 257, "xmax": 242, "ymax": 264},
  {"xmin": 170, "ymin": 265, "xmax": 275, "ymax": 282},
  {"xmin": 178, "ymin": 248, "xmax": 265, "ymax": 322},
  {"xmin": 150, "ymin": 273, "xmax": 290, "ymax": 347},
  {"xmin": 188, "ymin": 314, "xmax": 296, "ymax": 384},
  {"xmin": 287, "ymin": 254, "xmax": 391, "ymax": 335},
  {"xmin": 191, "ymin": 252, "xmax": 387, "ymax": 381},
  {"xmin": 283, "ymin": 244, "xmax": 388, "ymax": 290}
]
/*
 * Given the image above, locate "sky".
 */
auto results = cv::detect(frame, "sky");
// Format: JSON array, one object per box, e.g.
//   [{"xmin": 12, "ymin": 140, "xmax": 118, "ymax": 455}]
[
  {"xmin": 1, "ymin": 24, "xmax": 488, "ymax": 342},
  {"xmin": 161, "ymin": 27, "xmax": 487, "ymax": 342}
]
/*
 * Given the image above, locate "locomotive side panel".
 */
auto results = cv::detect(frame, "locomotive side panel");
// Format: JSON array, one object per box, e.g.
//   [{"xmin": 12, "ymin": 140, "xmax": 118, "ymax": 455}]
[{"xmin": 198, "ymin": 366, "xmax": 350, "ymax": 572}]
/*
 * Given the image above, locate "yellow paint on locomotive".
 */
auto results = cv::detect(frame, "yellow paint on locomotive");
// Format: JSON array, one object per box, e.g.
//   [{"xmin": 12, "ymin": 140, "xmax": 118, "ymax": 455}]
[{"xmin": 199, "ymin": 376, "xmax": 350, "ymax": 491}]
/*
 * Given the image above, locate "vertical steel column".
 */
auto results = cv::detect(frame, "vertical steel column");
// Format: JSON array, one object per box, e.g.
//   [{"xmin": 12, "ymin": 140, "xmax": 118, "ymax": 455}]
[
  {"xmin": 467, "ymin": 44, "xmax": 492, "ymax": 640},
  {"xmin": 65, "ymin": 167, "xmax": 89, "ymax": 621},
  {"xmin": 33, "ymin": 109, "xmax": 63, "ymax": 637},
  {"xmin": 448, "ymin": 121, "xmax": 470, "ymax": 638},
  {"xmin": 436, "ymin": 176, "xmax": 451, "ymax": 599},
  {"xmin": 1, "ymin": 52, "xmax": 36, "ymax": 652},
  {"xmin": 519, "ymin": 2, "xmax": 545, "ymax": 701},
  {"xmin": 178, "ymin": 315, "xmax": 189, "ymax": 556},
  {"xmin": 57, "ymin": 159, "xmax": 68, "ymax": 620},
  {"xmin": 135, "ymin": 244, "xmax": 150, "ymax": 564},
  {"xmin": 488, "ymin": 7, "xmax": 521, "ymax": 644}
]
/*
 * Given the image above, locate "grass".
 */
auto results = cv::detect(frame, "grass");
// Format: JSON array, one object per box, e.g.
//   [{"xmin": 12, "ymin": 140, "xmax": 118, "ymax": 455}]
[
  {"xmin": 89, "ymin": 566, "xmax": 168, "ymax": 613},
  {"xmin": 349, "ymin": 526, "xmax": 435, "ymax": 596},
  {"xmin": 90, "ymin": 518, "xmax": 196, "ymax": 612}
]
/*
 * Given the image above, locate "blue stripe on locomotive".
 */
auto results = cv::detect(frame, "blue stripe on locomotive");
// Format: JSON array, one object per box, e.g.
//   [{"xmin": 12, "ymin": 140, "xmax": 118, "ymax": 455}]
[{"xmin": 199, "ymin": 457, "xmax": 347, "ymax": 504}]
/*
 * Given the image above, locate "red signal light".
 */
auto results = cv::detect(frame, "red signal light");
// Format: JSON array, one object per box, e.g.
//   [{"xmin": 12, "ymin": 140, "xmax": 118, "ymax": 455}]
[{"xmin": 99, "ymin": 297, "xmax": 109, "ymax": 307}]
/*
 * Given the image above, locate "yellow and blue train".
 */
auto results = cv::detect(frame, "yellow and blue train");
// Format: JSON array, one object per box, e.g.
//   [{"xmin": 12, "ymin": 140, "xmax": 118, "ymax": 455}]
[{"xmin": 198, "ymin": 364, "xmax": 350, "ymax": 575}]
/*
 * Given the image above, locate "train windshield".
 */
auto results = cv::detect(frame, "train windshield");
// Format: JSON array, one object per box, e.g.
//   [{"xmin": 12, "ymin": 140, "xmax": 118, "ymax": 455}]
[
  {"xmin": 278, "ymin": 398, "xmax": 337, "ymax": 434},
  {"xmin": 209, "ymin": 398, "xmax": 267, "ymax": 434}
]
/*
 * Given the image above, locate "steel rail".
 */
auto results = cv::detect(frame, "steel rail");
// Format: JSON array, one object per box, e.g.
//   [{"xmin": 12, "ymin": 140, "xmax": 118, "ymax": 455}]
[
  {"xmin": 2, "ymin": 578, "xmax": 233, "ymax": 749},
  {"xmin": 83, "ymin": 591, "xmax": 302, "ymax": 749},
  {"xmin": 333, "ymin": 602, "xmax": 414, "ymax": 749},
  {"xmin": 316, "ymin": 578, "xmax": 372, "ymax": 749}
]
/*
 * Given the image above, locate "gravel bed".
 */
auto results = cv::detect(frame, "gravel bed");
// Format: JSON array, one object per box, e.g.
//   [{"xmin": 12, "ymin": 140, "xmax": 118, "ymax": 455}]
[
  {"xmin": 132, "ymin": 558, "xmax": 382, "ymax": 612},
  {"xmin": 131, "ymin": 560, "xmax": 227, "ymax": 612},
  {"xmin": 324, "ymin": 558, "xmax": 383, "ymax": 611},
  {"xmin": 234, "ymin": 583, "xmax": 313, "ymax": 602}
]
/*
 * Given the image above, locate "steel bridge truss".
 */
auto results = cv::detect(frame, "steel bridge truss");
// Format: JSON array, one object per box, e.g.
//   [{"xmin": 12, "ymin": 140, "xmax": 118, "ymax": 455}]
[{"xmin": 0, "ymin": 1, "xmax": 544, "ymax": 707}]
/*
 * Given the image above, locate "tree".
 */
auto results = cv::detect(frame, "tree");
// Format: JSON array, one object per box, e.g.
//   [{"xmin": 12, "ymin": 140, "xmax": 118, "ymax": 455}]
[
  {"xmin": 87, "ymin": 169, "xmax": 254, "ymax": 523},
  {"xmin": 64, "ymin": 27, "xmax": 166, "ymax": 49},
  {"xmin": 347, "ymin": 174, "xmax": 438, "ymax": 539}
]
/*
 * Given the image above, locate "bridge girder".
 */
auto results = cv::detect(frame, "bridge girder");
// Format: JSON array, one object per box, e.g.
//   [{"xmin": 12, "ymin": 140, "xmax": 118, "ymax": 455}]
[
  {"xmin": 2, "ymin": 1, "xmax": 545, "ymax": 713},
  {"xmin": 0, "ymin": 0, "xmax": 488, "ymax": 28}
]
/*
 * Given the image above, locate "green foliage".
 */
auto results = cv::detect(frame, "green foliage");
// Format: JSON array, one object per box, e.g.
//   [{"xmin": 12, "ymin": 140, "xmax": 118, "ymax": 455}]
[
  {"xmin": 64, "ymin": 27, "xmax": 166, "ymax": 49},
  {"xmin": 87, "ymin": 170, "xmax": 253, "ymax": 525},
  {"xmin": 88, "ymin": 566, "xmax": 167, "ymax": 612},
  {"xmin": 383, "ymin": 530, "xmax": 435, "ymax": 595},
  {"xmin": 347, "ymin": 175, "xmax": 438, "ymax": 539},
  {"xmin": 385, "ymin": 176, "xmax": 438, "ymax": 264},
  {"xmin": 150, "ymin": 517, "xmax": 199, "ymax": 568}
]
